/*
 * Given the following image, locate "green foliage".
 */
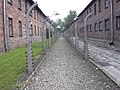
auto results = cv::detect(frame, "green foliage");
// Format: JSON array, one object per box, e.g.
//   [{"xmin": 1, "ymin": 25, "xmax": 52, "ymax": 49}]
[
  {"xmin": 0, "ymin": 47, "xmax": 26, "ymax": 90},
  {"xmin": 53, "ymin": 19, "xmax": 64, "ymax": 30},
  {"xmin": 0, "ymin": 41, "xmax": 44, "ymax": 90},
  {"xmin": 53, "ymin": 10, "xmax": 77, "ymax": 32},
  {"xmin": 63, "ymin": 10, "xmax": 77, "ymax": 31},
  {"xmin": 32, "ymin": 42, "xmax": 43, "ymax": 60}
]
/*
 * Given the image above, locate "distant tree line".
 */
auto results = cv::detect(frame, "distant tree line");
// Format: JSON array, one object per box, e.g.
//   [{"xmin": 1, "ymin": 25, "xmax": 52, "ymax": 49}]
[{"xmin": 53, "ymin": 10, "xmax": 77, "ymax": 32}]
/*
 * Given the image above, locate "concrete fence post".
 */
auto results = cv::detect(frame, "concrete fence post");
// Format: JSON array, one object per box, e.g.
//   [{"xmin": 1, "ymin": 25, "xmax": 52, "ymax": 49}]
[
  {"xmin": 26, "ymin": 2, "xmax": 38, "ymax": 74},
  {"xmin": 84, "ymin": 12, "xmax": 93, "ymax": 61},
  {"xmin": 49, "ymin": 26, "xmax": 51, "ymax": 48},
  {"xmin": 42, "ymin": 30, "xmax": 46, "ymax": 52},
  {"xmin": 43, "ymin": 31, "xmax": 46, "ymax": 51}
]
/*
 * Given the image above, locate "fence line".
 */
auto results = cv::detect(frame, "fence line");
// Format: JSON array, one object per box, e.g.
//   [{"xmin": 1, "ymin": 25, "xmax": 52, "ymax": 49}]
[{"xmin": 0, "ymin": 28, "xmax": 60, "ymax": 89}]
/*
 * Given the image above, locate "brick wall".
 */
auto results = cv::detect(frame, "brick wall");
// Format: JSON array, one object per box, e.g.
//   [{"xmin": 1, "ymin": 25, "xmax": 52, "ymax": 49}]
[
  {"xmin": 113, "ymin": 0, "xmax": 120, "ymax": 45},
  {"xmin": 72, "ymin": 0, "xmax": 120, "ymax": 47},
  {"xmin": 1, "ymin": 0, "xmax": 46, "ymax": 51},
  {"xmin": 6, "ymin": 0, "xmax": 25, "ymax": 50},
  {"xmin": 0, "ymin": 0, "xmax": 3, "ymax": 52}
]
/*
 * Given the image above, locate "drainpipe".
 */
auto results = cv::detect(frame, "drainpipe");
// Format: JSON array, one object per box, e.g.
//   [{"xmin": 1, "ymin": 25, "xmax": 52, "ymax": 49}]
[
  {"xmin": 110, "ymin": 0, "xmax": 114, "ymax": 45},
  {"xmin": 3, "ymin": 0, "xmax": 7, "ymax": 51}
]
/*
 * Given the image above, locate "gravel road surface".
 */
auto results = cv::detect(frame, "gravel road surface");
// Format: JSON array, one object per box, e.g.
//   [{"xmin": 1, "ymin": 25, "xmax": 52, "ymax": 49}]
[{"xmin": 25, "ymin": 37, "xmax": 120, "ymax": 90}]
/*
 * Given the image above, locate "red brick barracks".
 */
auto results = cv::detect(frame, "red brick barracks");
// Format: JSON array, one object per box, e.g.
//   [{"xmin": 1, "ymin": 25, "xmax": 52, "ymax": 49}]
[
  {"xmin": 69, "ymin": 0, "xmax": 120, "ymax": 48},
  {"xmin": 0, "ymin": 0, "xmax": 47, "ymax": 53}
]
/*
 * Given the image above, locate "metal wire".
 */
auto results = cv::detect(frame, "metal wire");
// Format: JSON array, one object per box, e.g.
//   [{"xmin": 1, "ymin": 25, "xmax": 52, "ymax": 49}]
[
  {"xmin": 0, "ymin": 60, "xmax": 26, "ymax": 89},
  {"xmin": 0, "ymin": 28, "xmax": 59, "ymax": 89},
  {"xmin": 0, "ymin": 53, "xmax": 26, "ymax": 67}
]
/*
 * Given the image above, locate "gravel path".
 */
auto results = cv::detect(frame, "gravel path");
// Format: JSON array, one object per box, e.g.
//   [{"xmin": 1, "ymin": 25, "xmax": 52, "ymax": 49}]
[{"xmin": 25, "ymin": 37, "xmax": 120, "ymax": 90}]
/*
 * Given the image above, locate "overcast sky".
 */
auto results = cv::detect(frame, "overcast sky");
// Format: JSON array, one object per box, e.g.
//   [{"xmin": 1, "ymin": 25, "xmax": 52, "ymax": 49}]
[{"xmin": 36, "ymin": 0, "xmax": 92, "ymax": 20}]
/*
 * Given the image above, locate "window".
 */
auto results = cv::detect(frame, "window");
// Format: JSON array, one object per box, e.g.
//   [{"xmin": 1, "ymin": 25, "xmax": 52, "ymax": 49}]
[
  {"xmin": 34, "ymin": 9, "xmax": 36, "ymax": 19},
  {"xmin": 94, "ymin": 3, "xmax": 96, "ymax": 15},
  {"xmin": 18, "ymin": 21, "xmax": 22, "ymax": 37},
  {"xmin": 116, "ymin": 0, "xmax": 120, "ymax": 2},
  {"xmin": 99, "ymin": 0, "xmax": 102, "ymax": 12},
  {"xmin": 105, "ymin": 0, "xmax": 109, "ymax": 8},
  {"xmin": 37, "ymin": 27, "xmax": 39, "ymax": 36},
  {"xmin": 84, "ymin": 12, "xmax": 86, "ymax": 18},
  {"xmin": 82, "ymin": 27, "xmax": 84, "ymax": 33},
  {"xmin": 50, "ymin": 31, "xmax": 52, "ymax": 37},
  {"xmin": 87, "ymin": 25, "xmax": 89, "ymax": 32},
  {"xmin": 99, "ymin": 21, "xmax": 103, "ymax": 31},
  {"xmin": 30, "ymin": 24, "xmax": 33, "ymax": 36},
  {"xmin": 39, "ymin": 14, "xmax": 41, "ymax": 22},
  {"xmin": 80, "ymin": 28, "xmax": 82, "ymax": 33},
  {"xmin": 18, "ymin": 0, "xmax": 21, "ymax": 9},
  {"xmin": 105, "ymin": 19, "xmax": 110, "ymax": 31},
  {"xmin": 34, "ymin": 26, "xmax": 36, "ymax": 36},
  {"xmin": 25, "ymin": 0, "xmax": 27, "ymax": 13},
  {"xmin": 37, "ymin": 11, "xmax": 39, "ymax": 20},
  {"xmin": 116, "ymin": 16, "xmax": 120, "ymax": 30},
  {"xmin": 94, "ymin": 23, "xmax": 98, "ymax": 32},
  {"xmin": 90, "ymin": 24, "xmax": 92, "ymax": 32},
  {"xmin": 40, "ymin": 28, "xmax": 42, "ymax": 35},
  {"xmin": 80, "ymin": 27, "xmax": 84, "ymax": 33},
  {"xmin": 89, "ymin": 8, "xmax": 92, "ymax": 18},
  {"xmin": 8, "ymin": 0, "xmax": 12, "ymax": 4},
  {"xmin": 87, "ymin": 10, "xmax": 89, "ymax": 15},
  {"xmin": 8, "ymin": 17, "xmax": 13, "ymax": 37}
]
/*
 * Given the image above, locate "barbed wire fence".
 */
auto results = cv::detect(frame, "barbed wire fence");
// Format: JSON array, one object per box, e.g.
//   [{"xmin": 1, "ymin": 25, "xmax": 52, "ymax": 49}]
[
  {"xmin": 0, "ymin": 10, "xmax": 60, "ymax": 90},
  {"xmin": 0, "ymin": 28, "xmax": 59, "ymax": 90},
  {"xmin": 64, "ymin": 28, "xmax": 85, "ymax": 57},
  {"xmin": 0, "ymin": 45, "xmax": 27, "ymax": 90}
]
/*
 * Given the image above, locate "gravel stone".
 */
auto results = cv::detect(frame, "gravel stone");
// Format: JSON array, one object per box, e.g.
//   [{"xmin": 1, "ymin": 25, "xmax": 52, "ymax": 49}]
[{"xmin": 25, "ymin": 37, "xmax": 120, "ymax": 90}]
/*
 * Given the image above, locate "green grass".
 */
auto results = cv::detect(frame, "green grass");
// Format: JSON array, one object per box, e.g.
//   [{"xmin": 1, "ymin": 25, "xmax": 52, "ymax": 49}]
[
  {"xmin": 0, "ymin": 41, "xmax": 45, "ymax": 90},
  {"xmin": 32, "ymin": 42, "xmax": 43, "ymax": 60},
  {"xmin": 0, "ymin": 47, "xmax": 26, "ymax": 90}
]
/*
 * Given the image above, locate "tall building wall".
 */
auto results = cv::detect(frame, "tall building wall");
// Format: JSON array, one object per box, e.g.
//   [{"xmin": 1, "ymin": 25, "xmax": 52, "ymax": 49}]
[
  {"xmin": 0, "ymin": 0, "xmax": 3, "ymax": 52},
  {"xmin": 0, "ymin": 0, "xmax": 46, "ymax": 53},
  {"xmin": 73, "ymin": 0, "xmax": 120, "ymax": 46}
]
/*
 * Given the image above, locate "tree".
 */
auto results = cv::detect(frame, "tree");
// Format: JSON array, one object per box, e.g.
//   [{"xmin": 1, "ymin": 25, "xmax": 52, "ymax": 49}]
[
  {"xmin": 53, "ymin": 19, "xmax": 62, "ymax": 28},
  {"xmin": 53, "ymin": 10, "xmax": 77, "ymax": 32},
  {"xmin": 63, "ymin": 10, "xmax": 77, "ymax": 31},
  {"xmin": 53, "ymin": 19, "xmax": 64, "ymax": 31}
]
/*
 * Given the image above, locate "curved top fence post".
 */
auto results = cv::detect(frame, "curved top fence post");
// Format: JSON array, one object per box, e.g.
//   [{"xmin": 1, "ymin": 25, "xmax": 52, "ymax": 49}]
[{"xmin": 26, "ymin": 2, "xmax": 38, "ymax": 74}]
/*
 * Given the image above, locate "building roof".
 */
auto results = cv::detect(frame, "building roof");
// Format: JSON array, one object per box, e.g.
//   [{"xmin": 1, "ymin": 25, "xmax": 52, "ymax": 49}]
[
  {"xmin": 77, "ymin": 0, "xmax": 96, "ymax": 17},
  {"xmin": 68, "ymin": 0, "xmax": 97, "ymax": 30},
  {"xmin": 28, "ymin": 0, "xmax": 47, "ymax": 19}
]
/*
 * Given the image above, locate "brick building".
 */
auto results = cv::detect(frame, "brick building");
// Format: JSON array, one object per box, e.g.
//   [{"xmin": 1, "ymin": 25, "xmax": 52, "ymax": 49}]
[
  {"xmin": 0, "ymin": 0, "xmax": 3, "ymax": 52},
  {"xmin": 69, "ymin": 0, "xmax": 120, "ymax": 47},
  {"xmin": 0, "ymin": 0, "xmax": 47, "ymax": 53}
]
